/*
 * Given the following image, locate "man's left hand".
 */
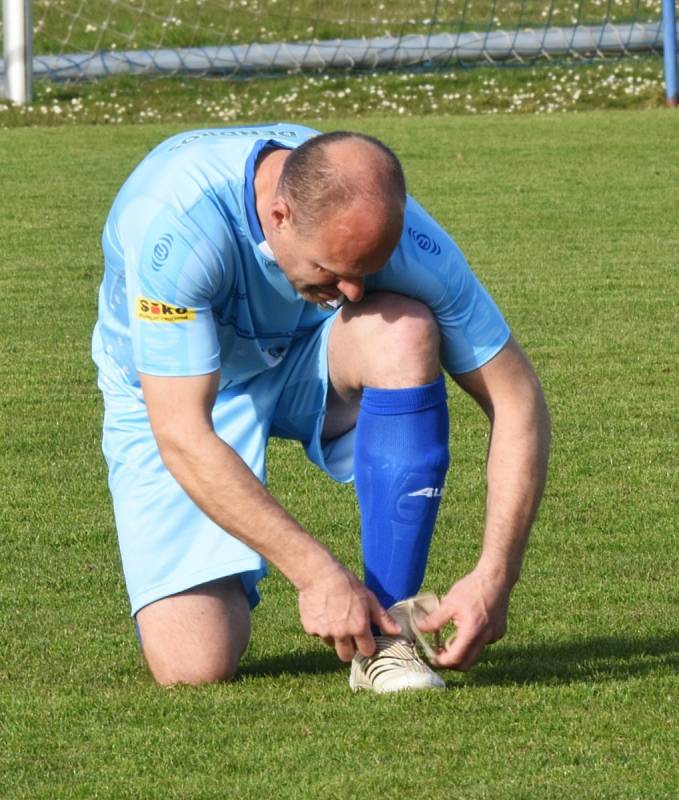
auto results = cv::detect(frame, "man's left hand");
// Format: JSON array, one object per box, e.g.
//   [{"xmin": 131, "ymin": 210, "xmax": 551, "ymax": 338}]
[{"xmin": 417, "ymin": 568, "xmax": 511, "ymax": 671}]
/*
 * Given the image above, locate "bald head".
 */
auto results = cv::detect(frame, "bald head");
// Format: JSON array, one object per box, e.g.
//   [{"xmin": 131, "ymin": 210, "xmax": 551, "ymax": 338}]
[{"xmin": 276, "ymin": 132, "xmax": 406, "ymax": 239}]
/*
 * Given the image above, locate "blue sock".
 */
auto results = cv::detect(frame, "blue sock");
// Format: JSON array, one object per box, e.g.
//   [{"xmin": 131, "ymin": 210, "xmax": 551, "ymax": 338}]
[{"xmin": 355, "ymin": 375, "xmax": 450, "ymax": 610}]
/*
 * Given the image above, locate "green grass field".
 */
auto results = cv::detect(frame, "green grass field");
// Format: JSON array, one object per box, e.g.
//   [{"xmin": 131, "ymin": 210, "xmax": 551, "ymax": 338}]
[
  {"xmin": 1, "ymin": 110, "xmax": 678, "ymax": 798},
  {"xmin": 0, "ymin": 56, "xmax": 667, "ymax": 127}
]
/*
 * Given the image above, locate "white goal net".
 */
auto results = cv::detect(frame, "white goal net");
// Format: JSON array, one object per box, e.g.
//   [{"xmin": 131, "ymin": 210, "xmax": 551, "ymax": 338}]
[{"xmin": 1, "ymin": 0, "xmax": 668, "ymax": 95}]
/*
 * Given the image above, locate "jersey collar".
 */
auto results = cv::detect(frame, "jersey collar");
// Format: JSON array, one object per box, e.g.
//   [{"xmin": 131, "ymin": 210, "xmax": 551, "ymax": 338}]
[{"xmin": 243, "ymin": 139, "xmax": 292, "ymax": 254}]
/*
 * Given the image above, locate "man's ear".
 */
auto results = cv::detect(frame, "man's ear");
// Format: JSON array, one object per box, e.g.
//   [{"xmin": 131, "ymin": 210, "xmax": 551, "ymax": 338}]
[{"xmin": 269, "ymin": 196, "xmax": 293, "ymax": 234}]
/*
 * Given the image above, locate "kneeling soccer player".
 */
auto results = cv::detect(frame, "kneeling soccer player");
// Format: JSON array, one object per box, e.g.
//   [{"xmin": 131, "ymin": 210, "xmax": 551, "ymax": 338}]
[{"xmin": 92, "ymin": 123, "xmax": 550, "ymax": 692}]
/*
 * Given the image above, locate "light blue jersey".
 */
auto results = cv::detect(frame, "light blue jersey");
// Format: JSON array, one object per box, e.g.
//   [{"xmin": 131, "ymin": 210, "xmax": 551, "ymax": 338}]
[
  {"xmin": 92, "ymin": 123, "xmax": 511, "ymax": 616},
  {"xmin": 93, "ymin": 123, "xmax": 509, "ymax": 401},
  {"xmin": 93, "ymin": 123, "xmax": 331, "ymax": 398}
]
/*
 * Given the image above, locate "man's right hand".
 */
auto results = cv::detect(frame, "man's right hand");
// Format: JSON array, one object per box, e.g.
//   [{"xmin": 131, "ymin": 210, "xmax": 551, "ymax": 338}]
[
  {"xmin": 139, "ymin": 370, "xmax": 385, "ymax": 656},
  {"xmin": 298, "ymin": 563, "xmax": 401, "ymax": 662}
]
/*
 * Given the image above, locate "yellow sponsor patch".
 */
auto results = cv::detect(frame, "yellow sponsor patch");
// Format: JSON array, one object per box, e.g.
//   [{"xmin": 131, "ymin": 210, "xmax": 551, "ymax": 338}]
[{"xmin": 136, "ymin": 297, "xmax": 196, "ymax": 322}]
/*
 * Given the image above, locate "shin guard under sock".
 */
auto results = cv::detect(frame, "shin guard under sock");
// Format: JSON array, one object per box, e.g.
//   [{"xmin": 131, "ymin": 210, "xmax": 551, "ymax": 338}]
[{"xmin": 354, "ymin": 375, "xmax": 449, "ymax": 610}]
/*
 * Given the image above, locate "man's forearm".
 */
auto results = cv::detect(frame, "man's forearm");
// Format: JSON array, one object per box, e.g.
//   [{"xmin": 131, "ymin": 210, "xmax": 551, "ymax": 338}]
[
  {"xmin": 420, "ymin": 342, "xmax": 550, "ymax": 669},
  {"xmin": 158, "ymin": 429, "xmax": 337, "ymax": 590},
  {"xmin": 476, "ymin": 391, "xmax": 551, "ymax": 587}
]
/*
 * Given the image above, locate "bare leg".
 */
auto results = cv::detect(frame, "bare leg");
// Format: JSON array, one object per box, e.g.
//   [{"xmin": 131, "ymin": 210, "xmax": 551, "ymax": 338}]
[
  {"xmin": 135, "ymin": 575, "xmax": 251, "ymax": 686},
  {"xmin": 324, "ymin": 291, "xmax": 440, "ymax": 438}
]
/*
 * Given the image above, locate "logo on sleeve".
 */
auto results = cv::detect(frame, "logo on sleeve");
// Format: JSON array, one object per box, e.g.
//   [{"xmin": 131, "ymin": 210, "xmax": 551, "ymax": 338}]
[
  {"xmin": 408, "ymin": 226, "xmax": 442, "ymax": 256},
  {"xmin": 136, "ymin": 297, "xmax": 196, "ymax": 322},
  {"xmin": 151, "ymin": 234, "xmax": 173, "ymax": 270}
]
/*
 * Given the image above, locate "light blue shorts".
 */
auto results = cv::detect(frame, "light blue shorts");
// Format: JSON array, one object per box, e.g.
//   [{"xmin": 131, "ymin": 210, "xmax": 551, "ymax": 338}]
[{"xmin": 101, "ymin": 314, "xmax": 355, "ymax": 617}]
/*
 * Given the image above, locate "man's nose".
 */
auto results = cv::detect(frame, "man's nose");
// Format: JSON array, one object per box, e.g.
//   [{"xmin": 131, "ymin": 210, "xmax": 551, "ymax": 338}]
[{"xmin": 337, "ymin": 277, "xmax": 364, "ymax": 303}]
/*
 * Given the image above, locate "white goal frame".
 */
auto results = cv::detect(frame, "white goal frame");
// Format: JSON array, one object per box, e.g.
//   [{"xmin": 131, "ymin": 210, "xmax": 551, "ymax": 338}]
[
  {"xmin": 2, "ymin": 1, "xmax": 677, "ymax": 105},
  {"xmin": 2, "ymin": 0, "xmax": 32, "ymax": 103}
]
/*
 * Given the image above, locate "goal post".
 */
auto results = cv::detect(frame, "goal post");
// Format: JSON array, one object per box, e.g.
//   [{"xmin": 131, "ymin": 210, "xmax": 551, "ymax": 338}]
[
  {"xmin": 1, "ymin": 0, "xmax": 678, "ymax": 106},
  {"xmin": 664, "ymin": 0, "xmax": 679, "ymax": 104},
  {"xmin": 2, "ymin": 0, "xmax": 32, "ymax": 103}
]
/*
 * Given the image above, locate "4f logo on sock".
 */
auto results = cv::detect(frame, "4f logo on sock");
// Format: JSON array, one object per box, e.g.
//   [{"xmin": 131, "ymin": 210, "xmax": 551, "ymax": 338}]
[{"xmin": 407, "ymin": 487, "xmax": 444, "ymax": 498}]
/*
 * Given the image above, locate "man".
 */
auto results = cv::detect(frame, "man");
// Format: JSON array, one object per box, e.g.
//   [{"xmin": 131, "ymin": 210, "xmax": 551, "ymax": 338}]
[{"xmin": 92, "ymin": 123, "xmax": 550, "ymax": 693}]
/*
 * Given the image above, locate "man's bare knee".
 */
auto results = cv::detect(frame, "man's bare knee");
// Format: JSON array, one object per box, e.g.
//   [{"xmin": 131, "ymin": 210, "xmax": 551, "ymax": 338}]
[
  {"xmin": 145, "ymin": 636, "xmax": 242, "ymax": 686},
  {"xmin": 136, "ymin": 576, "xmax": 251, "ymax": 687},
  {"xmin": 329, "ymin": 292, "xmax": 441, "ymax": 394}
]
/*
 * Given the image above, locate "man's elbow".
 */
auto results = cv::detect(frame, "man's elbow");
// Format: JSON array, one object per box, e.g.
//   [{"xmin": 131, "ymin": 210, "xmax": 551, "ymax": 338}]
[
  {"xmin": 152, "ymin": 422, "xmax": 215, "ymax": 473},
  {"xmin": 538, "ymin": 390, "xmax": 551, "ymax": 442},
  {"xmin": 507, "ymin": 366, "xmax": 551, "ymax": 446},
  {"xmin": 530, "ymin": 379, "xmax": 551, "ymax": 455}
]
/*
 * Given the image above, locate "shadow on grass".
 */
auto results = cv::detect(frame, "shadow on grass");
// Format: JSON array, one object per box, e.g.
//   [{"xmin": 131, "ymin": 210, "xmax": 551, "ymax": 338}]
[
  {"xmin": 238, "ymin": 648, "xmax": 346, "ymax": 680},
  {"xmin": 238, "ymin": 632, "xmax": 679, "ymax": 685},
  {"xmin": 468, "ymin": 632, "xmax": 679, "ymax": 687}
]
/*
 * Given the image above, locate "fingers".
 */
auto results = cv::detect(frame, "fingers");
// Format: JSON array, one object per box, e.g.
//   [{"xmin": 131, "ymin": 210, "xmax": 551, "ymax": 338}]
[
  {"xmin": 322, "ymin": 631, "xmax": 374, "ymax": 661},
  {"xmin": 433, "ymin": 628, "xmax": 489, "ymax": 671},
  {"xmin": 339, "ymin": 614, "xmax": 377, "ymax": 659},
  {"xmin": 342, "ymin": 593, "xmax": 386, "ymax": 658},
  {"xmin": 321, "ymin": 634, "xmax": 368, "ymax": 661},
  {"xmin": 334, "ymin": 636, "xmax": 358, "ymax": 663},
  {"xmin": 350, "ymin": 594, "xmax": 401, "ymax": 658},
  {"xmin": 416, "ymin": 605, "xmax": 451, "ymax": 634},
  {"xmin": 300, "ymin": 570, "xmax": 402, "ymax": 661},
  {"xmin": 369, "ymin": 595, "xmax": 401, "ymax": 637},
  {"xmin": 318, "ymin": 593, "xmax": 399, "ymax": 660},
  {"xmin": 416, "ymin": 605, "xmax": 479, "ymax": 670},
  {"xmin": 416, "ymin": 602, "xmax": 497, "ymax": 671}
]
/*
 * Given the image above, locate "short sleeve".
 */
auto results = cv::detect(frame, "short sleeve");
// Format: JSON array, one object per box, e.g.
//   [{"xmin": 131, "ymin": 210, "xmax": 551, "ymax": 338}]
[
  {"xmin": 366, "ymin": 197, "xmax": 510, "ymax": 375},
  {"xmin": 117, "ymin": 194, "xmax": 234, "ymax": 377}
]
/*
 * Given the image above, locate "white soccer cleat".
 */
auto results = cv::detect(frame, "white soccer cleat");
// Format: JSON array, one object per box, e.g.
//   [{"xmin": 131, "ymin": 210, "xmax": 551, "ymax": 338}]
[
  {"xmin": 349, "ymin": 635, "xmax": 446, "ymax": 693},
  {"xmin": 349, "ymin": 595, "xmax": 446, "ymax": 693}
]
